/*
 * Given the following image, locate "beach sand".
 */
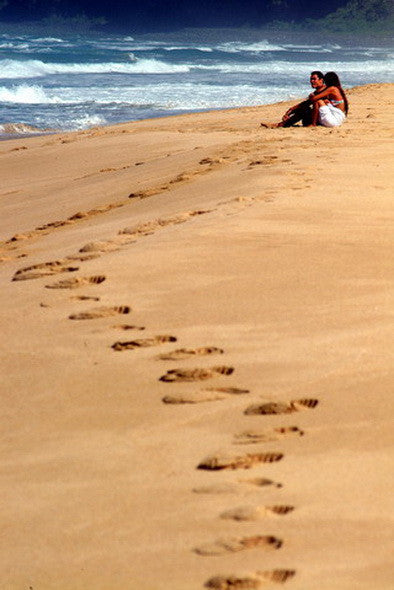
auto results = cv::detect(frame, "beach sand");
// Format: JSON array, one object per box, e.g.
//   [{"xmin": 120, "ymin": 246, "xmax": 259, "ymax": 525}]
[{"xmin": 0, "ymin": 83, "xmax": 393, "ymax": 590}]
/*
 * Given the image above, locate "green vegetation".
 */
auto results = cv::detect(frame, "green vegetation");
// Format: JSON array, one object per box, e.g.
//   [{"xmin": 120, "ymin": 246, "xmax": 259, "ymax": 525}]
[
  {"xmin": 264, "ymin": 0, "xmax": 393, "ymax": 38},
  {"xmin": 0, "ymin": 0, "xmax": 392, "ymax": 35},
  {"xmin": 41, "ymin": 13, "xmax": 107, "ymax": 33},
  {"xmin": 307, "ymin": 0, "xmax": 394, "ymax": 33}
]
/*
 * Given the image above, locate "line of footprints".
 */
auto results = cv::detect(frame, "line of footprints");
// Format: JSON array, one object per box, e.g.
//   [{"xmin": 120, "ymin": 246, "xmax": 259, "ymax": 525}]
[
  {"xmin": 156, "ymin": 342, "xmax": 318, "ymax": 588},
  {"xmin": 101, "ymin": 289, "xmax": 316, "ymax": 588},
  {"xmin": 12, "ymin": 221, "xmax": 319, "ymax": 590}
]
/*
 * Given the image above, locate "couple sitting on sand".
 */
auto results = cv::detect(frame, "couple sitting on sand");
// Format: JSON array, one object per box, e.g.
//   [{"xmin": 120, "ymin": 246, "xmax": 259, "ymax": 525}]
[{"xmin": 262, "ymin": 71, "xmax": 348, "ymax": 128}]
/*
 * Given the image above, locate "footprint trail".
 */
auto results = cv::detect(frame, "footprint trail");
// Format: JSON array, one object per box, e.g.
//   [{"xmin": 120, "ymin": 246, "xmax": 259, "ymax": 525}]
[{"xmin": 159, "ymin": 366, "xmax": 234, "ymax": 382}]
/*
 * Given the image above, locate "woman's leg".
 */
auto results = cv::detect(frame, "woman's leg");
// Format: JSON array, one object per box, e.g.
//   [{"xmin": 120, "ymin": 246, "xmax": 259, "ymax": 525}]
[{"xmin": 310, "ymin": 99, "xmax": 325, "ymax": 126}]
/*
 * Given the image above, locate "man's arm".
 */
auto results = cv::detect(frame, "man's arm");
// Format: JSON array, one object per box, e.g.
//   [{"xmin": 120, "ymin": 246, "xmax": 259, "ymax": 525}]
[
  {"xmin": 309, "ymin": 87, "xmax": 332, "ymax": 102},
  {"xmin": 282, "ymin": 99, "xmax": 311, "ymax": 122}
]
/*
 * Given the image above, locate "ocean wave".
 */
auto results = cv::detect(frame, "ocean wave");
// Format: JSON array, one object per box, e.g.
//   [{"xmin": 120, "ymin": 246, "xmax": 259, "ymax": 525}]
[
  {"xmin": 0, "ymin": 84, "xmax": 61, "ymax": 104},
  {"xmin": 88, "ymin": 40, "xmax": 168, "ymax": 51},
  {"xmin": 189, "ymin": 59, "xmax": 394, "ymax": 75},
  {"xmin": 33, "ymin": 37, "xmax": 65, "ymax": 43},
  {"xmin": 0, "ymin": 42, "xmax": 30, "ymax": 50},
  {"xmin": 216, "ymin": 40, "xmax": 286, "ymax": 53},
  {"xmin": 282, "ymin": 47, "xmax": 335, "ymax": 54},
  {"xmin": 0, "ymin": 58, "xmax": 190, "ymax": 79},
  {"xmin": 71, "ymin": 114, "xmax": 107, "ymax": 129},
  {"xmin": 1, "ymin": 56, "xmax": 392, "ymax": 85},
  {"xmin": 0, "ymin": 81, "xmax": 281, "ymax": 108},
  {"xmin": 283, "ymin": 43, "xmax": 342, "ymax": 51},
  {"xmin": 163, "ymin": 46, "xmax": 213, "ymax": 52}
]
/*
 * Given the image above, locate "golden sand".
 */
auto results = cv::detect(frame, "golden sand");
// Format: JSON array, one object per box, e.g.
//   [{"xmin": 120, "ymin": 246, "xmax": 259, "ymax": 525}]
[{"xmin": 0, "ymin": 83, "xmax": 393, "ymax": 589}]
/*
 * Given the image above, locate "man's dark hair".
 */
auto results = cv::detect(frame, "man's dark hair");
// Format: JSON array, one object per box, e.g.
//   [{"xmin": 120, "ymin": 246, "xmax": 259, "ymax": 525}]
[{"xmin": 310, "ymin": 71, "xmax": 324, "ymax": 80}]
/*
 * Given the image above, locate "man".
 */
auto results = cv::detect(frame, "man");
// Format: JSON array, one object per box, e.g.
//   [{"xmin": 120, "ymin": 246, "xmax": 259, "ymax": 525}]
[{"xmin": 261, "ymin": 71, "xmax": 326, "ymax": 128}]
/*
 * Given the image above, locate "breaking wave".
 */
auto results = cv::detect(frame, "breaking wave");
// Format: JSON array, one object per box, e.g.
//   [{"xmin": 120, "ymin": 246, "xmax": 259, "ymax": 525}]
[
  {"xmin": 0, "ymin": 58, "xmax": 190, "ymax": 79},
  {"xmin": 0, "ymin": 84, "xmax": 61, "ymax": 103}
]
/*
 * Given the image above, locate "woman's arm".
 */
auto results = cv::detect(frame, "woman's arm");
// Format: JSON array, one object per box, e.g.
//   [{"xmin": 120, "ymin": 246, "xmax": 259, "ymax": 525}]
[{"xmin": 309, "ymin": 86, "xmax": 338, "ymax": 103}]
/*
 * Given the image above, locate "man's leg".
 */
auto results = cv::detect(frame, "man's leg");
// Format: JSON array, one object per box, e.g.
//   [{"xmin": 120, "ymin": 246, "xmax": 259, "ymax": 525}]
[
  {"xmin": 260, "ymin": 100, "xmax": 313, "ymax": 129},
  {"xmin": 282, "ymin": 101, "xmax": 312, "ymax": 127}
]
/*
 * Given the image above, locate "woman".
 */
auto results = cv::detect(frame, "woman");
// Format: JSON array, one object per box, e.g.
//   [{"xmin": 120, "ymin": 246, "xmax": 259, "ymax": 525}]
[{"xmin": 309, "ymin": 71, "xmax": 349, "ymax": 127}]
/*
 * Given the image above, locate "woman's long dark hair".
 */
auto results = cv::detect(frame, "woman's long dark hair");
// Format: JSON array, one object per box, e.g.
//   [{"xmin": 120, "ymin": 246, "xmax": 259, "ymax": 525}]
[{"xmin": 324, "ymin": 71, "xmax": 349, "ymax": 115}]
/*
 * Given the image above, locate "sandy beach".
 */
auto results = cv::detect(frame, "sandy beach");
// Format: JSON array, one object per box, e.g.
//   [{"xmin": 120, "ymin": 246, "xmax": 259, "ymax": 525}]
[{"xmin": 0, "ymin": 83, "xmax": 393, "ymax": 590}]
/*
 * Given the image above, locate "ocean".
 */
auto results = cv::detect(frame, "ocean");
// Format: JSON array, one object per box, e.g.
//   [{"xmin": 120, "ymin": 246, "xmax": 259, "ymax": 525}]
[{"xmin": 0, "ymin": 30, "xmax": 393, "ymax": 137}]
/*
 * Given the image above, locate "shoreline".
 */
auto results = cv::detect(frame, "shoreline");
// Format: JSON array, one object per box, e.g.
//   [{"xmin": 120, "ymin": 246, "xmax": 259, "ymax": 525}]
[
  {"xmin": 0, "ymin": 83, "xmax": 393, "ymax": 589},
  {"xmin": 0, "ymin": 81, "xmax": 376, "ymax": 142}
]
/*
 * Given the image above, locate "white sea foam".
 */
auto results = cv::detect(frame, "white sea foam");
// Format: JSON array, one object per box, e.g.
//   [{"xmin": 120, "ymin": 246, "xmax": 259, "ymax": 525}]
[
  {"xmin": 0, "ymin": 84, "xmax": 61, "ymax": 104},
  {"xmin": 5, "ymin": 56, "xmax": 389, "ymax": 81},
  {"xmin": 216, "ymin": 40, "xmax": 286, "ymax": 53},
  {"xmin": 163, "ymin": 46, "xmax": 213, "ymax": 52},
  {"xmin": 189, "ymin": 59, "xmax": 394, "ymax": 76},
  {"xmin": 0, "ymin": 42, "xmax": 30, "ymax": 50},
  {"xmin": 88, "ymin": 40, "xmax": 168, "ymax": 51},
  {"xmin": 0, "ymin": 58, "xmax": 190, "ymax": 79},
  {"xmin": 0, "ymin": 81, "xmax": 284, "ymax": 108},
  {"xmin": 71, "ymin": 114, "xmax": 106, "ymax": 129},
  {"xmin": 282, "ymin": 47, "xmax": 334, "ymax": 53},
  {"xmin": 33, "ymin": 37, "xmax": 65, "ymax": 43}
]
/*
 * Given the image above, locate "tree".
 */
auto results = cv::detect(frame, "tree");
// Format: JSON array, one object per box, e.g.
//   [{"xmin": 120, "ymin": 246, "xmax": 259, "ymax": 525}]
[{"xmin": 313, "ymin": 0, "xmax": 394, "ymax": 31}]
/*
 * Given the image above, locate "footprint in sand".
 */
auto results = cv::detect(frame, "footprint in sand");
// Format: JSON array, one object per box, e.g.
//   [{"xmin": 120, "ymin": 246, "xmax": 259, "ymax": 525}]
[
  {"xmin": 192, "ymin": 477, "xmax": 283, "ymax": 495},
  {"xmin": 205, "ymin": 570, "xmax": 295, "ymax": 589},
  {"xmin": 244, "ymin": 399, "xmax": 318, "ymax": 415},
  {"xmin": 162, "ymin": 391, "xmax": 229, "ymax": 404},
  {"xmin": 219, "ymin": 505, "xmax": 294, "ymax": 521},
  {"xmin": 198, "ymin": 451, "xmax": 283, "ymax": 471},
  {"xmin": 112, "ymin": 335, "xmax": 177, "ymax": 350},
  {"xmin": 156, "ymin": 346, "xmax": 223, "ymax": 360},
  {"xmin": 241, "ymin": 477, "xmax": 283, "ymax": 489},
  {"xmin": 205, "ymin": 574, "xmax": 262, "ymax": 589},
  {"xmin": 192, "ymin": 483, "xmax": 239, "ymax": 495},
  {"xmin": 68, "ymin": 204, "xmax": 125, "ymax": 221},
  {"xmin": 71, "ymin": 295, "xmax": 100, "ymax": 302},
  {"xmin": 6, "ymin": 204, "xmax": 124, "ymax": 245},
  {"xmin": 66, "ymin": 254, "xmax": 100, "ymax": 262},
  {"xmin": 162, "ymin": 387, "xmax": 250, "ymax": 404},
  {"xmin": 79, "ymin": 240, "xmax": 120, "ymax": 253},
  {"xmin": 35, "ymin": 219, "xmax": 73, "ymax": 231},
  {"xmin": 194, "ymin": 535, "xmax": 282, "ymax": 556},
  {"xmin": 113, "ymin": 324, "xmax": 145, "ymax": 331},
  {"xmin": 234, "ymin": 426, "xmax": 304, "ymax": 444},
  {"xmin": 68, "ymin": 306, "xmax": 130, "ymax": 320},
  {"xmin": 247, "ymin": 156, "xmax": 279, "ymax": 168},
  {"xmin": 45, "ymin": 275, "xmax": 106, "ymax": 289},
  {"xmin": 259, "ymin": 570, "xmax": 296, "ymax": 584},
  {"xmin": 13, "ymin": 260, "xmax": 79, "ymax": 281},
  {"xmin": 159, "ymin": 366, "xmax": 234, "ymax": 382},
  {"xmin": 207, "ymin": 387, "xmax": 250, "ymax": 394},
  {"xmin": 119, "ymin": 210, "xmax": 211, "ymax": 238},
  {"xmin": 7, "ymin": 232, "xmax": 29, "ymax": 243}
]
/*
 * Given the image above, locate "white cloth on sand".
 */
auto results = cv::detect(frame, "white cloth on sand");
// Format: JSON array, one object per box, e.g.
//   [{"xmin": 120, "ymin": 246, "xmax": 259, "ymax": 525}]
[{"xmin": 319, "ymin": 103, "xmax": 346, "ymax": 127}]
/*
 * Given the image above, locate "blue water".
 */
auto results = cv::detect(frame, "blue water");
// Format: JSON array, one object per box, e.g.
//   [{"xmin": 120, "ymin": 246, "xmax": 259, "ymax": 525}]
[{"xmin": 0, "ymin": 32, "xmax": 393, "ymax": 135}]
